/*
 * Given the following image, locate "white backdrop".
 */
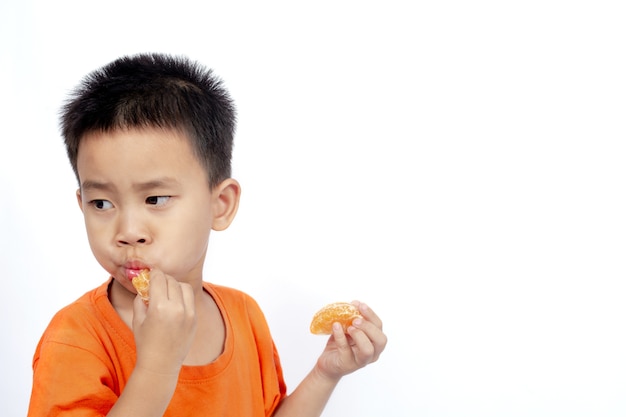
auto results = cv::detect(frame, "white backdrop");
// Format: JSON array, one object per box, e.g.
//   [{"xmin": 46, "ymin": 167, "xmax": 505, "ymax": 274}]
[{"xmin": 2, "ymin": 1, "xmax": 625, "ymax": 416}]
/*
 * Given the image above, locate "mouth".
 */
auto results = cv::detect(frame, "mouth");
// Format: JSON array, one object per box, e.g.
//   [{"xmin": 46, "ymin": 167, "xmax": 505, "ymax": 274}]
[{"xmin": 124, "ymin": 262, "xmax": 151, "ymax": 281}]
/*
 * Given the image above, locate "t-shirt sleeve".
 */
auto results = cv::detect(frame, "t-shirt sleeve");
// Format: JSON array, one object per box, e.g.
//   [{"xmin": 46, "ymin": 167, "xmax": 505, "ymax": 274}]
[
  {"xmin": 244, "ymin": 295, "xmax": 288, "ymax": 415},
  {"xmin": 28, "ymin": 339, "xmax": 119, "ymax": 417},
  {"xmin": 27, "ymin": 300, "xmax": 123, "ymax": 417}
]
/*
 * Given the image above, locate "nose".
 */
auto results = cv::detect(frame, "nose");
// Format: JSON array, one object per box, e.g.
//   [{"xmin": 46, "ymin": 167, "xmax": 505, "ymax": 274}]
[{"xmin": 115, "ymin": 209, "xmax": 151, "ymax": 246}]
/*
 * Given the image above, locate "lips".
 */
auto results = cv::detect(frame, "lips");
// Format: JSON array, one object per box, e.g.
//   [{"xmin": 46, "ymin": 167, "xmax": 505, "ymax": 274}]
[{"xmin": 124, "ymin": 262, "xmax": 150, "ymax": 280}]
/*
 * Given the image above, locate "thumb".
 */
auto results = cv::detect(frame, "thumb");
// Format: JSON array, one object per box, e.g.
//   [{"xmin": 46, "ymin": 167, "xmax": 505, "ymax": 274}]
[{"xmin": 132, "ymin": 295, "xmax": 148, "ymax": 331}]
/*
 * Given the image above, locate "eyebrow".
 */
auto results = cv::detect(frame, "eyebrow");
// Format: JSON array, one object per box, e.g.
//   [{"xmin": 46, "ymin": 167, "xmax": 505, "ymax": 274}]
[
  {"xmin": 81, "ymin": 177, "xmax": 181, "ymax": 192},
  {"xmin": 80, "ymin": 180, "xmax": 113, "ymax": 192},
  {"xmin": 132, "ymin": 178, "xmax": 181, "ymax": 192}
]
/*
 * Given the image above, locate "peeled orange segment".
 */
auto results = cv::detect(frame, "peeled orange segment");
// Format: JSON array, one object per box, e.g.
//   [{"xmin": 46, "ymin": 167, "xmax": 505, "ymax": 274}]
[
  {"xmin": 131, "ymin": 269, "xmax": 150, "ymax": 304},
  {"xmin": 310, "ymin": 302, "xmax": 361, "ymax": 335}
]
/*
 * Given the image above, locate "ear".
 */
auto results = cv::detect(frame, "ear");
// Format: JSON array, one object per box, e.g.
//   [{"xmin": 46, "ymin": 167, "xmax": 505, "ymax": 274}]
[
  {"xmin": 76, "ymin": 188, "xmax": 84, "ymax": 212},
  {"xmin": 211, "ymin": 179, "xmax": 241, "ymax": 231}
]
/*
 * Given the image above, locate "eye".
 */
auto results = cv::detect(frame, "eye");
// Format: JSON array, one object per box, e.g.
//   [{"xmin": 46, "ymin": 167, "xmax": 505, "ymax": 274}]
[
  {"xmin": 89, "ymin": 199, "xmax": 113, "ymax": 210},
  {"xmin": 146, "ymin": 196, "xmax": 171, "ymax": 206}
]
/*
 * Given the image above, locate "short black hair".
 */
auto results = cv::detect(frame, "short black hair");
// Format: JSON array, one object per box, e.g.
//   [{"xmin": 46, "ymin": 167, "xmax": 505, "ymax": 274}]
[{"xmin": 61, "ymin": 52, "xmax": 236, "ymax": 187}]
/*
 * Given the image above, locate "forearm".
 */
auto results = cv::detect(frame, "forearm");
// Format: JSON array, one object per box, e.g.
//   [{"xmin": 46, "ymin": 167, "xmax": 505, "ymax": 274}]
[
  {"xmin": 106, "ymin": 367, "xmax": 179, "ymax": 417},
  {"xmin": 273, "ymin": 302, "xmax": 387, "ymax": 417},
  {"xmin": 272, "ymin": 366, "xmax": 340, "ymax": 417},
  {"xmin": 105, "ymin": 274, "xmax": 195, "ymax": 416}
]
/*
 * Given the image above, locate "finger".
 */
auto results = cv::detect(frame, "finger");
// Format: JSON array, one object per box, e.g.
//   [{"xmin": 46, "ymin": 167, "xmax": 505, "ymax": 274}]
[
  {"xmin": 347, "ymin": 325, "xmax": 376, "ymax": 365},
  {"xmin": 330, "ymin": 322, "xmax": 352, "ymax": 352},
  {"xmin": 180, "ymin": 283, "xmax": 195, "ymax": 310},
  {"xmin": 351, "ymin": 301, "xmax": 387, "ymax": 351},
  {"xmin": 179, "ymin": 283, "xmax": 197, "ymax": 326},
  {"xmin": 350, "ymin": 316, "xmax": 387, "ymax": 361},
  {"xmin": 352, "ymin": 301, "xmax": 383, "ymax": 330},
  {"xmin": 147, "ymin": 270, "xmax": 167, "ymax": 301},
  {"xmin": 165, "ymin": 274, "xmax": 183, "ymax": 301},
  {"xmin": 132, "ymin": 294, "xmax": 148, "ymax": 330}
]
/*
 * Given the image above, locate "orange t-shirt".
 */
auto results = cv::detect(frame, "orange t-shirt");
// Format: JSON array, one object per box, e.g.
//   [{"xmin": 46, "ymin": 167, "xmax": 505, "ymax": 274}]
[{"xmin": 28, "ymin": 279, "xmax": 287, "ymax": 417}]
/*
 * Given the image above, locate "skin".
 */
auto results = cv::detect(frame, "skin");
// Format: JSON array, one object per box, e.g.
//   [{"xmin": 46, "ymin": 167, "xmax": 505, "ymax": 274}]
[{"xmin": 75, "ymin": 126, "xmax": 387, "ymax": 417}]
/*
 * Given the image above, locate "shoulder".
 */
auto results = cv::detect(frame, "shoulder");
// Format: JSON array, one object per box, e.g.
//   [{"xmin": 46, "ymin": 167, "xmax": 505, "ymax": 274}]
[
  {"xmin": 204, "ymin": 282, "xmax": 270, "ymax": 330},
  {"xmin": 204, "ymin": 282, "xmax": 262, "ymax": 312},
  {"xmin": 43, "ymin": 288, "xmax": 101, "ymax": 337},
  {"xmin": 36, "ymin": 280, "xmax": 123, "ymax": 354}
]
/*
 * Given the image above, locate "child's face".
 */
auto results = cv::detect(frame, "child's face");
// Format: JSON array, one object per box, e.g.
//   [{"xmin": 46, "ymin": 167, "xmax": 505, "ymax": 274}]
[{"xmin": 75, "ymin": 127, "xmax": 226, "ymax": 292}]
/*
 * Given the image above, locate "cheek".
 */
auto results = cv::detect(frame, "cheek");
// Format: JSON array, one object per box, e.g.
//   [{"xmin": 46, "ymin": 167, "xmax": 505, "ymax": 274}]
[
  {"xmin": 155, "ymin": 226, "xmax": 211, "ymax": 278},
  {"xmin": 160, "ymin": 212, "xmax": 212, "ymax": 253},
  {"xmin": 83, "ymin": 217, "xmax": 98, "ymax": 242},
  {"xmin": 85, "ymin": 234, "xmax": 118, "ymax": 277},
  {"xmin": 174, "ymin": 218, "xmax": 212, "ymax": 249},
  {"xmin": 84, "ymin": 222, "xmax": 107, "ymax": 249},
  {"xmin": 82, "ymin": 217, "xmax": 115, "ymax": 264}
]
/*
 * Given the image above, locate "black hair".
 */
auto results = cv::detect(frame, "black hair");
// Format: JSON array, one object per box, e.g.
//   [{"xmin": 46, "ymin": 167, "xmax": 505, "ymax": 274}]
[{"xmin": 61, "ymin": 53, "xmax": 236, "ymax": 187}]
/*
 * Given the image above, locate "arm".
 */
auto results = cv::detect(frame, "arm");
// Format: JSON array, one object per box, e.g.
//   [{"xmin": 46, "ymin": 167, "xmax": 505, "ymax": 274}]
[
  {"xmin": 272, "ymin": 302, "xmax": 387, "ymax": 417},
  {"xmin": 105, "ymin": 366, "xmax": 179, "ymax": 417},
  {"xmin": 107, "ymin": 272, "xmax": 197, "ymax": 417}
]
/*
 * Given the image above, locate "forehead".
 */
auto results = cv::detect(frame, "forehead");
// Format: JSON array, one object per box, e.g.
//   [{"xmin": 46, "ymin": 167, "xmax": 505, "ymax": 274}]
[{"xmin": 76, "ymin": 127, "xmax": 206, "ymax": 186}]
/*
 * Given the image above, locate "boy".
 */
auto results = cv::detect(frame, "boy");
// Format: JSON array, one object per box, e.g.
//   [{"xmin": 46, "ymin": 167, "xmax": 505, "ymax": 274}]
[{"xmin": 27, "ymin": 53, "xmax": 387, "ymax": 417}]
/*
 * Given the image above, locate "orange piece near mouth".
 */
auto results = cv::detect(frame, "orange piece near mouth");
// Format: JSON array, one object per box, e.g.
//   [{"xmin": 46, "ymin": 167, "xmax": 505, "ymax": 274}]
[{"xmin": 131, "ymin": 269, "xmax": 150, "ymax": 304}]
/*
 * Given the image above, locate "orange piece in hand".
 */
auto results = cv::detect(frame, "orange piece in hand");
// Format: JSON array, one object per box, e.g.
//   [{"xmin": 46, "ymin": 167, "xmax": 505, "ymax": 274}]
[{"xmin": 310, "ymin": 302, "xmax": 361, "ymax": 335}]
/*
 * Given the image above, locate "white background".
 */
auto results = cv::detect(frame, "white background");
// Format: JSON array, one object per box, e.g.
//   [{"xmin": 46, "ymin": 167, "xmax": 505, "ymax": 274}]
[{"xmin": 1, "ymin": 1, "xmax": 625, "ymax": 416}]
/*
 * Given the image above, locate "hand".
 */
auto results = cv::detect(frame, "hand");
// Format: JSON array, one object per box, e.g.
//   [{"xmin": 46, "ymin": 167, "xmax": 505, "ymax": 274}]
[
  {"xmin": 131, "ymin": 270, "xmax": 197, "ymax": 376},
  {"xmin": 315, "ymin": 301, "xmax": 387, "ymax": 381}
]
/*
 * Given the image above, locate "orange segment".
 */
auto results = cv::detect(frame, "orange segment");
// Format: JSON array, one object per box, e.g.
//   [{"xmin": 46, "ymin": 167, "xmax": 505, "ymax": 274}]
[
  {"xmin": 310, "ymin": 302, "xmax": 361, "ymax": 335},
  {"xmin": 131, "ymin": 269, "xmax": 150, "ymax": 304}
]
